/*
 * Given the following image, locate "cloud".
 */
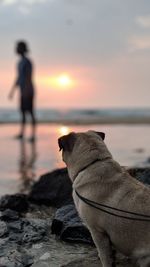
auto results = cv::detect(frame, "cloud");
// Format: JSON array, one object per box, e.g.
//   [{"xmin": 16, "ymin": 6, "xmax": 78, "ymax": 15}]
[
  {"xmin": 131, "ymin": 15, "xmax": 150, "ymax": 51},
  {"xmin": 129, "ymin": 35, "xmax": 150, "ymax": 51},
  {"xmin": 2, "ymin": 0, "xmax": 48, "ymax": 6},
  {"xmin": 1, "ymin": 0, "xmax": 51, "ymax": 15},
  {"xmin": 136, "ymin": 15, "xmax": 150, "ymax": 28},
  {"xmin": 1, "ymin": 0, "xmax": 15, "ymax": 4},
  {"xmin": 18, "ymin": 5, "xmax": 30, "ymax": 15}
]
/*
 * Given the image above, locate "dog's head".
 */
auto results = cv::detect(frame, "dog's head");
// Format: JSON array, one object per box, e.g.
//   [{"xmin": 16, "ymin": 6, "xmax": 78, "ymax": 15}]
[
  {"xmin": 58, "ymin": 130, "xmax": 111, "ymax": 180},
  {"xmin": 58, "ymin": 131, "xmax": 105, "ymax": 152},
  {"xmin": 58, "ymin": 132, "xmax": 77, "ymax": 153},
  {"xmin": 58, "ymin": 130, "xmax": 109, "ymax": 173}
]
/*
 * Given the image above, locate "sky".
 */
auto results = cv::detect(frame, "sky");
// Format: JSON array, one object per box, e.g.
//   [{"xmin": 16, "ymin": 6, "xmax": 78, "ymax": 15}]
[{"xmin": 0, "ymin": 0, "xmax": 150, "ymax": 109}]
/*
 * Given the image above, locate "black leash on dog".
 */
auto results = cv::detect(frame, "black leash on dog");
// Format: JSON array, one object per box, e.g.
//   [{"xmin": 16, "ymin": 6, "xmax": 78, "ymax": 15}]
[{"xmin": 75, "ymin": 190, "xmax": 150, "ymax": 222}]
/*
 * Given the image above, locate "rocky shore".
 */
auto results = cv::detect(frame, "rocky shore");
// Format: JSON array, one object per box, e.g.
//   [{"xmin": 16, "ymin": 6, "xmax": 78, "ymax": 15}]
[{"xmin": 0, "ymin": 167, "xmax": 150, "ymax": 267}]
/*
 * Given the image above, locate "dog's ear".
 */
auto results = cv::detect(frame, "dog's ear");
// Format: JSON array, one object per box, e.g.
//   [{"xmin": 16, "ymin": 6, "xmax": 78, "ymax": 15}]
[
  {"xmin": 95, "ymin": 131, "xmax": 105, "ymax": 140},
  {"xmin": 58, "ymin": 132, "xmax": 76, "ymax": 152}
]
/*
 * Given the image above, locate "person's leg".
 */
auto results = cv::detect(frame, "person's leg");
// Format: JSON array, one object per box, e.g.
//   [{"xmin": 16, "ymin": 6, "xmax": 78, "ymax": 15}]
[
  {"xmin": 16, "ymin": 110, "xmax": 26, "ymax": 139},
  {"xmin": 21, "ymin": 110, "xmax": 26, "ymax": 136}
]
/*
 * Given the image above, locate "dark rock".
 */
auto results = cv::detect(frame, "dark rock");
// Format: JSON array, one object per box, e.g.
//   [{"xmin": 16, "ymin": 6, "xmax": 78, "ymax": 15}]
[
  {"xmin": 128, "ymin": 168, "xmax": 150, "ymax": 185},
  {"xmin": 61, "ymin": 258, "xmax": 100, "ymax": 267},
  {"xmin": 21, "ymin": 218, "xmax": 49, "ymax": 244},
  {"xmin": 61, "ymin": 253, "xmax": 135, "ymax": 267},
  {"xmin": 51, "ymin": 204, "xmax": 93, "ymax": 244},
  {"xmin": 0, "ymin": 249, "xmax": 33, "ymax": 267},
  {"xmin": 8, "ymin": 220, "xmax": 23, "ymax": 233},
  {"xmin": 29, "ymin": 168, "xmax": 73, "ymax": 207},
  {"xmin": 0, "ymin": 194, "xmax": 29, "ymax": 213},
  {"xmin": 0, "ymin": 167, "xmax": 149, "ymax": 267},
  {"xmin": 6, "ymin": 218, "xmax": 49, "ymax": 245},
  {"xmin": 0, "ymin": 211, "xmax": 50, "ymax": 266},
  {"xmin": 0, "ymin": 221, "xmax": 8, "ymax": 237},
  {"xmin": 0, "ymin": 209, "xmax": 20, "ymax": 221},
  {"xmin": 31, "ymin": 262, "xmax": 50, "ymax": 267},
  {"xmin": 0, "ymin": 216, "xmax": 50, "ymax": 257},
  {"xmin": 0, "ymin": 238, "xmax": 10, "ymax": 257}
]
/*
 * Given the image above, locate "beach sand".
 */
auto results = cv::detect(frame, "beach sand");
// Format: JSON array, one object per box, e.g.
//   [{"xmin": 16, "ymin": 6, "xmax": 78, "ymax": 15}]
[{"xmin": 0, "ymin": 123, "xmax": 150, "ymax": 196}]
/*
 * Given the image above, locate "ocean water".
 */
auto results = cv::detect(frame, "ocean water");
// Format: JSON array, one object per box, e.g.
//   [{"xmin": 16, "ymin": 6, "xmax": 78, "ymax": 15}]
[
  {"xmin": 1, "ymin": 107, "xmax": 150, "ymax": 196},
  {"xmin": 1, "ymin": 108, "xmax": 150, "ymax": 124},
  {"xmin": 0, "ymin": 123, "xmax": 150, "ymax": 196}
]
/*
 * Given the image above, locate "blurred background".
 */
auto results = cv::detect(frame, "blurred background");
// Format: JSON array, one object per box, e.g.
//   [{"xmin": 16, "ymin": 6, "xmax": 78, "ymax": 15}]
[
  {"xmin": 1, "ymin": 0, "xmax": 150, "ymax": 196},
  {"xmin": 1, "ymin": 0, "xmax": 150, "ymax": 109}
]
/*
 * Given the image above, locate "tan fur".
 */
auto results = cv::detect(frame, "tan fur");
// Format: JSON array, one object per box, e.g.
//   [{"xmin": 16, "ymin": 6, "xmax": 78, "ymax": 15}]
[{"xmin": 59, "ymin": 130, "xmax": 150, "ymax": 267}]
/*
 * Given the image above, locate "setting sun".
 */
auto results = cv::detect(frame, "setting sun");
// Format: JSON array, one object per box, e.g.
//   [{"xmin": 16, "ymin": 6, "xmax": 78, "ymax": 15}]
[
  {"xmin": 40, "ymin": 73, "xmax": 75, "ymax": 90},
  {"xmin": 57, "ymin": 75, "xmax": 72, "ymax": 87}
]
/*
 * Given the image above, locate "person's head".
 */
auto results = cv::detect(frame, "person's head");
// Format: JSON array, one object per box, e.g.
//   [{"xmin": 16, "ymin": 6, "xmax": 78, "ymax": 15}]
[{"xmin": 16, "ymin": 41, "xmax": 29, "ymax": 56}]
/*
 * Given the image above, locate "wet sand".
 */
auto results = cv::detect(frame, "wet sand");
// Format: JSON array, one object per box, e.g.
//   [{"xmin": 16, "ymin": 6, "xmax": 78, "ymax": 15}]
[{"xmin": 0, "ymin": 123, "xmax": 150, "ymax": 196}]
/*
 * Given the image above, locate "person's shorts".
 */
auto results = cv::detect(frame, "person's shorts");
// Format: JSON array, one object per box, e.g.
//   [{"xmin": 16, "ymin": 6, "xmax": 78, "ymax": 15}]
[{"xmin": 20, "ymin": 95, "xmax": 34, "ymax": 112}]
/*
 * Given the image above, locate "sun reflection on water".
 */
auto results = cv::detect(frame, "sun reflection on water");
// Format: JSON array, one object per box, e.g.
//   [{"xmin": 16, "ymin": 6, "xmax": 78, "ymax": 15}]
[{"xmin": 58, "ymin": 126, "xmax": 70, "ymax": 136}]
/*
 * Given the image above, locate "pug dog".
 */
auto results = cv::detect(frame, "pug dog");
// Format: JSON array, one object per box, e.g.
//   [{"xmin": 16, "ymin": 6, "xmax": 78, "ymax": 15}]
[{"xmin": 58, "ymin": 131, "xmax": 150, "ymax": 267}]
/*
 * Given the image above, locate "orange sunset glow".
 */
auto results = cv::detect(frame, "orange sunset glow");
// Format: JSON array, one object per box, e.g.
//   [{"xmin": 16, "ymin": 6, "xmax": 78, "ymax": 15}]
[{"xmin": 40, "ymin": 73, "xmax": 75, "ymax": 90}]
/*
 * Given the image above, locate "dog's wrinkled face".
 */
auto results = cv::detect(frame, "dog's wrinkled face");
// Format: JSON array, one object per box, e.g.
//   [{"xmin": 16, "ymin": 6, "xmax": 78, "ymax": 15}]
[{"xmin": 58, "ymin": 130, "xmax": 105, "ymax": 153}]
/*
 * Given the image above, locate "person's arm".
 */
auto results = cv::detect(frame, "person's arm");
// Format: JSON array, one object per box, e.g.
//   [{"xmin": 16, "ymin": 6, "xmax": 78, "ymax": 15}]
[
  {"xmin": 8, "ymin": 61, "xmax": 21, "ymax": 100},
  {"xmin": 8, "ymin": 78, "xmax": 19, "ymax": 99}
]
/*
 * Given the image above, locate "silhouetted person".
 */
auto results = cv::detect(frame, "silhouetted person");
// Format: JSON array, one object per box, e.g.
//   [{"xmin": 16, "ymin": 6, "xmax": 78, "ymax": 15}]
[{"xmin": 9, "ymin": 41, "xmax": 36, "ymax": 142}]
